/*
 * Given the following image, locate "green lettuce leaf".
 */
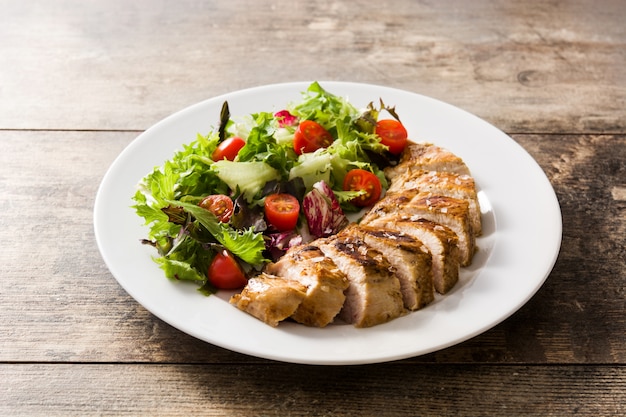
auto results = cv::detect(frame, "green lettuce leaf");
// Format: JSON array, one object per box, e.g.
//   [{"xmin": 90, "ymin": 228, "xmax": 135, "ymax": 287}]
[
  {"xmin": 289, "ymin": 82, "xmax": 359, "ymax": 134},
  {"xmin": 169, "ymin": 200, "xmax": 268, "ymax": 266},
  {"xmin": 212, "ymin": 160, "xmax": 281, "ymax": 203}
]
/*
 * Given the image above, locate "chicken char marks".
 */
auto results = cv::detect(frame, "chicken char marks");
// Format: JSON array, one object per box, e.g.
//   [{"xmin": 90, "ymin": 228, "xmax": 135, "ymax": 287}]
[
  {"xmin": 316, "ymin": 233, "xmax": 406, "ymax": 328},
  {"xmin": 230, "ymin": 142, "xmax": 482, "ymax": 328},
  {"xmin": 265, "ymin": 244, "xmax": 349, "ymax": 327}
]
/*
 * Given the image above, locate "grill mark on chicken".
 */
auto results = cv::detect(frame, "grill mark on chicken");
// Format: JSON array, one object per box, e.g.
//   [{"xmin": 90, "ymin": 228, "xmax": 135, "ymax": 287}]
[
  {"xmin": 363, "ymin": 190, "xmax": 475, "ymax": 267},
  {"xmin": 364, "ymin": 217, "xmax": 460, "ymax": 294},
  {"xmin": 385, "ymin": 142, "xmax": 471, "ymax": 181},
  {"xmin": 342, "ymin": 224, "xmax": 434, "ymax": 311},
  {"xmin": 316, "ymin": 235, "xmax": 405, "ymax": 328},
  {"xmin": 388, "ymin": 170, "xmax": 482, "ymax": 236},
  {"xmin": 407, "ymin": 195, "xmax": 475, "ymax": 266},
  {"xmin": 360, "ymin": 189, "xmax": 421, "ymax": 224},
  {"xmin": 265, "ymin": 245, "xmax": 349, "ymax": 327}
]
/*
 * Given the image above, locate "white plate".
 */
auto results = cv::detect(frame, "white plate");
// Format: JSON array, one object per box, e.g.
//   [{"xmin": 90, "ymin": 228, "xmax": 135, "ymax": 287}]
[{"xmin": 94, "ymin": 81, "xmax": 562, "ymax": 365}]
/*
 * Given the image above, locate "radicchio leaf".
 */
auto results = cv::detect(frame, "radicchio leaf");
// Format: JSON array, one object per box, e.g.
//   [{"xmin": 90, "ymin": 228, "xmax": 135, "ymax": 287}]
[
  {"xmin": 274, "ymin": 110, "xmax": 298, "ymax": 127},
  {"xmin": 303, "ymin": 181, "xmax": 349, "ymax": 238},
  {"xmin": 265, "ymin": 231, "xmax": 303, "ymax": 261}
]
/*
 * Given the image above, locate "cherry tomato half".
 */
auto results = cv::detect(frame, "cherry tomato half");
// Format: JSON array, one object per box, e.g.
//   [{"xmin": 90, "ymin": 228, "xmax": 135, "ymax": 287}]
[
  {"xmin": 293, "ymin": 120, "xmax": 334, "ymax": 155},
  {"xmin": 264, "ymin": 193, "xmax": 300, "ymax": 231},
  {"xmin": 212, "ymin": 136, "xmax": 246, "ymax": 161},
  {"xmin": 208, "ymin": 249, "xmax": 247, "ymax": 290},
  {"xmin": 342, "ymin": 169, "xmax": 382, "ymax": 207},
  {"xmin": 198, "ymin": 195, "xmax": 234, "ymax": 222},
  {"xmin": 375, "ymin": 119, "xmax": 408, "ymax": 155}
]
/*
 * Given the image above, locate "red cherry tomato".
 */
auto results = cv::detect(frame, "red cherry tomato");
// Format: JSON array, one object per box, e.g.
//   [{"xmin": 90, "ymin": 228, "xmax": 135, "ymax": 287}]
[
  {"xmin": 342, "ymin": 169, "xmax": 382, "ymax": 207},
  {"xmin": 198, "ymin": 195, "xmax": 234, "ymax": 222},
  {"xmin": 264, "ymin": 193, "xmax": 300, "ymax": 231},
  {"xmin": 375, "ymin": 119, "xmax": 408, "ymax": 155},
  {"xmin": 293, "ymin": 120, "xmax": 334, "ymax": 155},
  {"xmin": 208, "ymin": 249, "xmax": 247, "ymax": 290},
  {"xmin": 212, "ymin": 136, "xmax": 246, "ymax": 161}
]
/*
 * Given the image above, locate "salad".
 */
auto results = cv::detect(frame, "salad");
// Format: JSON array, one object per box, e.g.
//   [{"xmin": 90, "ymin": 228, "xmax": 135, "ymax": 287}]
[{"xmin": 133, "ymin": 82, "xmax": 410, "ymax": 294}]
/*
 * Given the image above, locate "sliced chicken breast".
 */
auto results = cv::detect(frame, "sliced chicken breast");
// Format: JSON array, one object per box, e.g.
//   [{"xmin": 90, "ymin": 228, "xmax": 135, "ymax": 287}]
[
  {"xmin": 360, "ymin": 188, "xmax": 421, "ymax": 225},
  {"xmin": 362, "ymin": 190, "xmax": 475, "ymax": 266},
  {"xmin": 385, "ymin": 142, "xmax": 471, "ymax": 181},
  {"xmin": 405, "ymin": 195, "xmax": 475, "ymax": 266},
  {"xmin": 316, "ymin": 235, "xmax": 405, "ymax": 328},
  {"xmin": 341, "ymin": 224, "xmax": 434, "ymax": 311},
  {"xmin": 230, "ymin": 273, "xmax": 307, "ymax": 327},
  {"xmin": 364, "ymin": 216, "xmax": 460, "ymax": 294},
  {"xmin": 387, "ymin": 170, "xmax": 482, "ymax": 236},
  {"xmin": 265, "ymin": 244, "xmax": 349, "ymax": 327}
]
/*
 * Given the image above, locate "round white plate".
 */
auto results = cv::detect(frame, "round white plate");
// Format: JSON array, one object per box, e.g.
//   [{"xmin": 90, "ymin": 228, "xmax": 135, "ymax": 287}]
[{"xmin": 94, "ymin": 81, "xmax": 562, "ymax": 365}]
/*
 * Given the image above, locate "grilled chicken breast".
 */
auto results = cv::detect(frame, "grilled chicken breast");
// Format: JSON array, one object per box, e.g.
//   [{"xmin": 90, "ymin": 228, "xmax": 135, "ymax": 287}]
[
  {"xmin": 405, "ymin": 195, "xmax": 475, "ymax": 266},
  {"xmin": 364, "ymin": 216, "xmax": 460, "ymax": 294},
  {"xmin": 360, "ymin": 189, "xmax": 421, "ymax": 225},
  {"xmin": 387, "ymin": 170, "xmax": 482, "ymax": 236},
  {"xmin": 231, "ymin": 140, "xmax": 480, "ymax": 328},
  {"xmin": 363, "ymin": 190, "xmax": 475, "ymax": 266},
  {"xmin": 385, "ymin": 142, "xmax": 471, "ymax": 181},
  {"xmin": 265, "ymin": 244, "xmax": 349, "ymax": 327},
  {"xmin": 341, "ymin": 224, "xmax": 434, "ymax": 311},
  {"xmin": 230, "ymin": 273, "xmax": 307, "ymax": 327},
  {"xmin": 316, "ymin": 235, "xmax": 405, "ymax": 328}
]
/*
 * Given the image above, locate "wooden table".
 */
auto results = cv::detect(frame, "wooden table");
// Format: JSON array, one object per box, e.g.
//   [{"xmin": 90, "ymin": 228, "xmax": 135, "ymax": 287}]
[{"xmin": 1, "ymin": 0, "xmax": 624, "ymax": 415}]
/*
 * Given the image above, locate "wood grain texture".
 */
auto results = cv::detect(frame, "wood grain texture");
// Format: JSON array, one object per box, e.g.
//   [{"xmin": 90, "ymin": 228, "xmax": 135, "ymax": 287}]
[
  {"xmin": 1, "ymin": 131, "xmax": 623, "ymax": 365},
  {"xmin": 0, "ymin": 0, "xmax": 624, "ymax": 133},
  {"xmin": 1, "ymin": 364, "xmax": 624, "ymax": 416}
]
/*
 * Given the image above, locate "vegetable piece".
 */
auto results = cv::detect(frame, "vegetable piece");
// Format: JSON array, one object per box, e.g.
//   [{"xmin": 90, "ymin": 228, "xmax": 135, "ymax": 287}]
[
  {"xmin": 342, "ymin": 169, "xmax": 382, "ymax": 207},
  {"xmin": 265, "ymin": 231, "xmax": 303, "ymax": 261},
  {"xmin": 264, "ymin": 193, "xmax": 300, "ymax": 231},
  {"xmin": 289, "ymin": 81, "xmax": 359, "ymax": 129},
  {"xmin": 212, "ymin": 136, "xmax": 246, "ymax": 161},
  {"xmin": 208, "ymin": 249, "xmax": 248, "ymax": 289},
  {"xmin": 198, "ymin": 195, "xmax": 234, "ymax": 223},
  {"xmin": 293, "ymin": 120, "xmax": 334, "ymax": 155},
  {"xmin": 375, "ymin": 119, "xmax": 408, "ymax": 155},
  {"xmin": 218, "ymin": 101, "xmax": 231, "ymax": 142},
  {"xmin": 274, "ymin": 110, "xmax": 298, "ymax": 127},
  {"xmin": 303, "ymin": 181, "xmax": 348, "ymax": 238},
  {"xmin": 236, "ymin": 112, "xmax": 297, "ymax": 174},
  {"xmin": 169, "ymin": 200, "xmax": 267, "ymax": 266},
  {"xmin": 213, "ymin": 160, "xmax": 281, "ymax": 203},
  {"xmin": 288, "ymin": 150, "xmax": 333, "ymax": 190}
]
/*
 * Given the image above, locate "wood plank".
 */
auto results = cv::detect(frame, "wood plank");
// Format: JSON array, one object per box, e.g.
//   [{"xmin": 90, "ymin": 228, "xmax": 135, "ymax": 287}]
[
  {"xmin": 1, "ymin": 364, "xmax": 624, "ymax": 416},
  {"xmin": 0, "ymin": 0, "xmax": 624, "ymax": 133},
  {"xmin": 1, "ymin": 130, "xmax": 624, "ymax": 364}
]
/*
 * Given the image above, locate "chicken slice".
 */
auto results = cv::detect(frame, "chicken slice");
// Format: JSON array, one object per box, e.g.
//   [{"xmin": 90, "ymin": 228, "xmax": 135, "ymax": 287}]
[
  {"xmin": 362, "ymin": 190, "xmax": 475, "ymax": 266},
  {"xmin": 385, "ymin": 142, "xmax": 471, "ymax": 181},
  {"xmin": 364, "ymin": 216, "xmax": 460, "ymax": 294},
  {"xmin": 230, "ymin": 273, "xmax": 307, "ymax": 327},
  {"xmin": 341, "ymin": 224, "xmax": 434, "ymax": 311},
  {"xmin": 405, "ymin": 195, "xmax": 475, "ymax": 266},
  {"xmin": 316, "ymin": 236, "xmax": 405, "ymax": 328},
  {"xmin": 360, "ymin": 188, "xmax": 421, "ymax": 225},
  {"xmin": 387, "ymin": 170, "xmax": 482, "ymax": 236},
  {"xmin": 265, "ymin": 244, "xmax": 349, "ymax": 327}
]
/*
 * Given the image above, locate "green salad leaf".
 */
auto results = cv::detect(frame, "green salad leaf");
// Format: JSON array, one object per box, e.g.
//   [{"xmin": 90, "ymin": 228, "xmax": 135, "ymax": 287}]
[{"xmin": 168, "ymin": 200, "xmax": 268, "ymax": 266}]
